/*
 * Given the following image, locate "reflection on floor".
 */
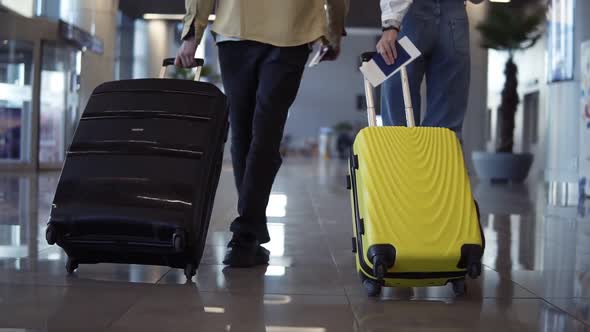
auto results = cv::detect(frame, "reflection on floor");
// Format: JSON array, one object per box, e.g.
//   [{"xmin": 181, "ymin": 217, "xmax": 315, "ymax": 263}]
[{"xmin": 1, "ymin": 158, "xmax": 590, "ymax": 331}]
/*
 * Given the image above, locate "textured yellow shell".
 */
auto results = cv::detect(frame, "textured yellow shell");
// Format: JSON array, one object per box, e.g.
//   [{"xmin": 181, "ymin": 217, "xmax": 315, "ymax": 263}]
[{"xmin": 351, "ymin": 126, "xmax": 483, "ymax": 287}]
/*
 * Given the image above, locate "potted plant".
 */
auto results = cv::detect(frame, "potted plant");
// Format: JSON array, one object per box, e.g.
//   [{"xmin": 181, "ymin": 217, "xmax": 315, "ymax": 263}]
[{"xmin": 471, "ymin": 1, "xmax": 547, "ymax": 182}]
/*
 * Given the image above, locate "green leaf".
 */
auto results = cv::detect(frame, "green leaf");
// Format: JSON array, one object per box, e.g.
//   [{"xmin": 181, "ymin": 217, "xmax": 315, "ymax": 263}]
[{"xmin": 476, "ymin": 2, "xmax": 548, "ymax": 52}]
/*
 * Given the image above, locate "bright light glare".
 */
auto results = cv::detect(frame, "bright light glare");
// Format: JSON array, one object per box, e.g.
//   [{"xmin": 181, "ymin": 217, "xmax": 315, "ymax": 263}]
[
  {"xmin": 143, "ymin": 13, "xmax": 216, "ymax": 21},
  {"xmin": 264, "ymin": 294, "xmax": 292, "ymax": 305},
  {"xmin": 143, "ymin": 14, "xmax": 184, "ymax": 20},
  {"xmin": 262, "ymin": 222, "xmax": 285, "ymax": 257},
  {"xmin": 266, "ymin": 327, "xmax": 326, "ymax": 332},
  {"xmin": 47, "ymin": 253, "xmax": 61, "ymax": 261},
  {"xmin": 265, "ymin": 265, "xmax": 286, "ymax": 276},
  {"xmin": 227, "ymin": 326, "xmax": 326, "ymax": 332},
  {"xmin": 266, "ymin": 194, "xmax": 287, "ymax": 217},
  {"xmin": 204, "ymin": 306, "xmax": 225, "ymax": 314}
]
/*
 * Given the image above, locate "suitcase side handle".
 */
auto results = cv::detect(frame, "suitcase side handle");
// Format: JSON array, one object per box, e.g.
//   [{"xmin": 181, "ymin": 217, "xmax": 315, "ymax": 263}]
[
  {"xmin": 159, "ymin": 58, "xmax": 205, "ymax": 82},
  {"xmin": 360, "ymin": 52, "xmax": 415, "ymax": 128}
]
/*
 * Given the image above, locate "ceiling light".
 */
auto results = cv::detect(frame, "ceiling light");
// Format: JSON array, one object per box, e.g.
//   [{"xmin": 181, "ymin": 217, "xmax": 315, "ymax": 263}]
[
  {"xmin": 143, "ymin": 13, "xmax": 216, "ymax": 21},
  {"xmin": 143, "ymin": 14, "xmax": 184, "ymax": 20}
]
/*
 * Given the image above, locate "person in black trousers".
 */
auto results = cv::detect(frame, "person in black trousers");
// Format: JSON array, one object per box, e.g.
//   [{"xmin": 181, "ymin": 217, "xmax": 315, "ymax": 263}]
[
  {"xmin": 175, "ymin": 0, "xmax": 348, "ymax": 267},
  {"xmin": 218, "ymin": 41, "xmax": 311, "ymax": 263}
]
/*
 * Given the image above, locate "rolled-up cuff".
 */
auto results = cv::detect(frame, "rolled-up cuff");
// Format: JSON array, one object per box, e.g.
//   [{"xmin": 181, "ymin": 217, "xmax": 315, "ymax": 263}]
[
  {"xmin": 326, "ymin": 31, "xmax": 342, "ymax": 48},
  {"xmin": 180, "ymin": 18, "xmax": 206, "ymax": 44},
  {"xmin": 382, "ymin": 17, "xmax": 402, "ymax": 29},
  {"xmin": 230, "ymin": 216, "xmax": 271, "ymax": 244},
  {"xmin": 180, "ymin": 13, "xmax": 194, "ymax": 40},
  {"xmin": 183, "ymin": 23, "xmax": 196, "ymax": 41}
]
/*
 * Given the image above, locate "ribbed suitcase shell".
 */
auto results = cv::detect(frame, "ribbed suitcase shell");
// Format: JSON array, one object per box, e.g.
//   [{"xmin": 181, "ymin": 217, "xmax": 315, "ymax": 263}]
[
  {"xmin": 350, "ymin": 126, "xmax": 483, "ymax": 287},
  {"xmin": 46, "ymin": 78, "xmax": 228, "ymax": 274}
]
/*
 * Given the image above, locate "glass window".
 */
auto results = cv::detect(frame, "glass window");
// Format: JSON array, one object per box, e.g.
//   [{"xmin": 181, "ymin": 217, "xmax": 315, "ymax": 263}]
[
  {"xmin": 39, "ymin": 43, "xmax": 81, "ymax": 166},
  {"xmin": 0, "ymin": 40, "xmax": 34, "ymax": 163},
  {"xmin": 547, "ymin": 0, "xmax": 576, "ymax": 82}
]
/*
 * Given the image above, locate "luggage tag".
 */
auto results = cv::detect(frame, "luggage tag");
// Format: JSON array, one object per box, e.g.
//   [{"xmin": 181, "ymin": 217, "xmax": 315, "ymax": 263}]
[{"xmin": 360, "ymin": 36, "xmax": 421, "ymax": 87}]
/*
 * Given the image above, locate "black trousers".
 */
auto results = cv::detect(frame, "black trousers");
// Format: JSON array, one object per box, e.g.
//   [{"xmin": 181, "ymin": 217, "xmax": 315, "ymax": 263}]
[{"xmin": 218, "ymin": 40, "xmax": 309, "ymax": 243}]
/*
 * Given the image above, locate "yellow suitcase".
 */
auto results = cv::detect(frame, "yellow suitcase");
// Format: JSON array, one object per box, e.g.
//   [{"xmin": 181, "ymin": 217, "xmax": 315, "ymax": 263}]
[{"xmin": 348, "ymin": 53, "xmax": 484, "ymax": 297}]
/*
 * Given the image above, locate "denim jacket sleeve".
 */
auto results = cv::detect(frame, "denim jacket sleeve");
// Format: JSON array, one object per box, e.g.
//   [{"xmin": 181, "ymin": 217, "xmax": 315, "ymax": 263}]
[
  {"xmin": 181, "ymin": 0, "xmax": 216, "ymax": 43},
  {"xmin": 325, "ymin": 0, "xmax": 350, "ymax": 47},
  {"xmin": 380, "ymin": 0, "xmax": 413, "ymax": 29}
]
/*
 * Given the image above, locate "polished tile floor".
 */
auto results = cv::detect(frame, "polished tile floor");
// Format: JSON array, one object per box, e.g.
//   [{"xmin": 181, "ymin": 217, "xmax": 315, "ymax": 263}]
[{"xmin": 1, "ymin": 159, "xmax": 589, "ymax": 331}]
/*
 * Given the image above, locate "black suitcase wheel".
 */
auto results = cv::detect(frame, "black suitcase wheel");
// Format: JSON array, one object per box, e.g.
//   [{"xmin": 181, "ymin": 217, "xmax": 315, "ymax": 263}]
[
  {"xmin": 373, "ymin": 263, "xmax": 387, "ymax": 281},
  {"xmin": 184, "ymin": 263, "xmax": 196, "ymax": 281},
  {"xmin": 45, "ymin": 225, "xmax": 58, "ymax": 245},
  {"xmin": 65, "ymin": 257, "xmax": 78, "ymax": 274},
  {"xmin": 452, "ymin": 278, "xmax": 466, "ymax": 296},
  {"xmin": 363, "ymin": 278, "xmax": 382, "ymax": 297},
  {"xmin": 173, "ymin": 232, "xmax": 185, "ymax": 252},
  {"xmin": 468, "ymin": 262, "xmax": 482, "ymax": 279},
  {"xmin": 360, "ymin": 272, "xmax": 382, "ymax": 297}
]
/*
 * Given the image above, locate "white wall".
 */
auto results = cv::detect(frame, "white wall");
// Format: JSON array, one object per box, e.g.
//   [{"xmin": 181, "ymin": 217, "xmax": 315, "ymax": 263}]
[
  {"xmin": 463, "ymin": 2, "xmax": 489, "ymax": 172},
  {"xmin": 284, "ymin": 29, "xmax": 376, "ymax": 149},
  {"xmin": 0, "ymin": 0, "xmax": 34, "ymax": 17},
  {"xmin": 132, "ymin": 19, "xmax": 178, "ymax": 79},
  {"xmin": 59, "ymin": 0, "xmax": 119, "ymax": 110},
  {"xmin": 545, "ymin": 0, "xmax": 590, "ymax": 186}
]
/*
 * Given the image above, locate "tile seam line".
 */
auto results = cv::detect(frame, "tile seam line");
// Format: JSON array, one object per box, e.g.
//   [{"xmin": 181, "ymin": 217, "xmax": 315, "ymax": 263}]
[
  {"xmin": 103, "ymin": 268, "xmax": 173, "ymax": 328},
  {"xmin": 343, "ymin": 289, "xmax": 362, "ymax": 330},
  {"xmin": 177, "ymin": 289, "xmax": 347, "ymax": 296},
  {"xmin": 484, "ymin": 264, "xmax": 588, "ymax": 325},
  {"xmin": 155, "ymin": 268, "xmax": 173, "ymax": 284},
  {"xmin": 483, "ymin": 263, "xmax": 545, "ymax": 299},
  {"xmin": 103, "ymin": 282, "xmax": 167, "ymax": 328},
  {"xmin": 539, "ymin": 297, "xmax": 590, "ymax": 327},
  {"xmin": 305, "ymin": 178, "xmax": 362, "ymax": 329},
  {"xmin": 304, "ymin": 178, "xmax": 343, "ymax": 276}
]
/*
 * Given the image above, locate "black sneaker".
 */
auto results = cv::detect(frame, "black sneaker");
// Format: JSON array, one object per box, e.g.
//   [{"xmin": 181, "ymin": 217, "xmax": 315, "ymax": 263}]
[{"xmin": 223, "ymin": 234, "xmax": 270, "ymax": 268}]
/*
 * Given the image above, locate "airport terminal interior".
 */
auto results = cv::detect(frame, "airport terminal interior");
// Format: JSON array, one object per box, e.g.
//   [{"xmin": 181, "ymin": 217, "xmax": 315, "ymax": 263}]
[{"xmin": 1, "ymin": 0, "xmax": 590, "ymax": 331}]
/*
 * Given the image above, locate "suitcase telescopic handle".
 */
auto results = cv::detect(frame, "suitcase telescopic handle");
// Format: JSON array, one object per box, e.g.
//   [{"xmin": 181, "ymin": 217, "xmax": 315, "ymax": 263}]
[
  {"xmin": 360, "ymin": 52, "xmax": 415, "ymax": 128},
  {"xmin": 159, "ymin": 58, "xmax": 204, "ymax": 81}
]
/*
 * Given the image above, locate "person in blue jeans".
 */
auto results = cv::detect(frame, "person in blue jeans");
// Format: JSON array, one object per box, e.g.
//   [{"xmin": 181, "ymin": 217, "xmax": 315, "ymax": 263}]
[{"xmin": 377, "ymin": 0, "xmax": 483, "ymax": 138}]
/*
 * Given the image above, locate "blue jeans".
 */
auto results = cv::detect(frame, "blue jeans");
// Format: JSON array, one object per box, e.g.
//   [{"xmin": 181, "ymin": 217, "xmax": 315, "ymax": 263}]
[{"xmin": 381, "ymin": 0, "xmax": 470, "ymax": 139}]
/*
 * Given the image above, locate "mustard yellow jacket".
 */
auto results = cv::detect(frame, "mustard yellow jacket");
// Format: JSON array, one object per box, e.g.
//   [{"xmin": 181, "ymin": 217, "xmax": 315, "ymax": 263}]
[{"xmin": 181, "ymin": 0, "xmax": 349, "ymax": 47}]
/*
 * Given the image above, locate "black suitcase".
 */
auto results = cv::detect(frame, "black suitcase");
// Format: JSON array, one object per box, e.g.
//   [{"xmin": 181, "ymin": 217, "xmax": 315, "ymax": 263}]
[{"xmin": 45, "ymin": 58, "xmax": 228, "ymax": 280}]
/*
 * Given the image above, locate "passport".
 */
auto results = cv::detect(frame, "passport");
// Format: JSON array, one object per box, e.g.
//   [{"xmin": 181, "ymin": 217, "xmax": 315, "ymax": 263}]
[{"xmin": 360, "ymin": 36, "xmax": 421, "ymax": 87}]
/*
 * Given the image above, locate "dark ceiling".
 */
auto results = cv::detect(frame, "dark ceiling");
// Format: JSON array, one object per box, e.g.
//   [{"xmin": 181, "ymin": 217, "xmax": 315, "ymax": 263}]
[
  {"xmin": 348, "ymin": 0, "xmax": 380, "ymax": 28},
  {"xmin": 118, "ymin": 0, "xmax": 380, "ymax": 28},
  {"xmin": 119, "ymin": 0, "xmax": 185, "ymax": 18}
]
